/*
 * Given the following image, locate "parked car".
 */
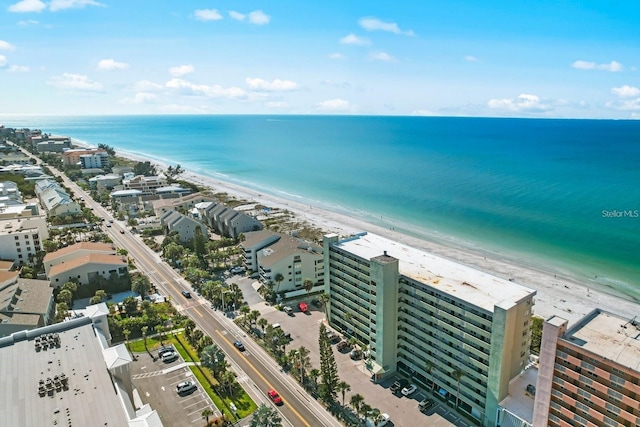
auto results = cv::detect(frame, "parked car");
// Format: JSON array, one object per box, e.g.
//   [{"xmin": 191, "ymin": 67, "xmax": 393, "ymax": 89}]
[
  {"xmin": 233, "ymin": 341, "xmax": 246, "ymax": 352},
  {"xmin": 267, "ymin": 389, "xmax": 283, "ymax": 405},
  {"xmin": 181, "ymin": 290, "xmax": 191, "ymax": 298},
  {"xmin": 176, "ymin": 380, "xmax": 197, "ymax": 395},
  {"xmin": 401, "ymin": 384, "xmax": 418, "ymax": 396},
  {"xmin": 336, "ymin": 340, "xmax": 351, "ymax": 352},
  {"xmin": 158, "ymin": 346, "xmax": 173, "ymax": 357},
  {"xmin": 161, "ymin": 351, "xmax": 178, "ymax": 363},
  {"xmin": 229, "ymin": 266, "xmax": 245, "ymax": 275},
  {"xmin": 362, "ymin": 412, "xmax": 390, "ymax": 427},
  {"xmin": 283, "ymin": 306, "xmax": 294, "ymax": 316},
  {"xmin": 298, "ymin": 302, "xmax": 309, "ymax": 313},
  {"xmin": 350, "ymin": 349, "xmax": 362, "ymax": 360},
  {"xmin": 390, "ymin": 378, "xmax": 409, "ymax": 393},
  {"xmin": 419, "ymin": 398, "xmax": 435, "ymax": 412}
]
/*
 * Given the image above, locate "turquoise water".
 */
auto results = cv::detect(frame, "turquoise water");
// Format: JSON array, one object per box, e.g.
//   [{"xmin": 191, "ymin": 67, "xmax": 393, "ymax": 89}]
[{"xmin": 2, "ymin": 115, "xmax": 639, "ymax": 300}]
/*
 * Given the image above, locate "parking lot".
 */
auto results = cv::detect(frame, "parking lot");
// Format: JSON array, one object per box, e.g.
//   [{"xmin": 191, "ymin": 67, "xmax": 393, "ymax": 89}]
[
  {"xmin": 250, "ymin": 294, "xmax": 473, "ymax": 427},
  {"xmin": 130, "ymin": 346, "xmax": 220, "ymax": 426}
]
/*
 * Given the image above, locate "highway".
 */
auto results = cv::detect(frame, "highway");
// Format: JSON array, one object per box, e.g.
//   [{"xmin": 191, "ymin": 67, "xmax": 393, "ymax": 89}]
[{"xmin": 46, "ymin": 164, "xmax": 341, "ymax": 427}]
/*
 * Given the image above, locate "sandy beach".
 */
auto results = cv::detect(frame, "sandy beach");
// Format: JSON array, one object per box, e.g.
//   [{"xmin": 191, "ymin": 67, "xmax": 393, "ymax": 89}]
[{"xmin": 114, "ymin": 146, "xmax": 638, "ymax": 326}]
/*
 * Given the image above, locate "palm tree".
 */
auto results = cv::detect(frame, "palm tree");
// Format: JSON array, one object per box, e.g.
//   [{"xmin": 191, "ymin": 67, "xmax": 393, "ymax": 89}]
[
  {"xmin": 337, "ymin": 381, "xmax": 351, "ymax": 407},
  {"xmin": 250, "ymin": 404, "xmax": 282, "ymax": 427},
  {"xmin": 201, "ymin": 408, "xmax": 213, "ymax": 426},
  {"xmin": 309, "ymin": 368, "xmax": 321, "ymax": 389},
  {"xmin": 452, "ymin": 368, "xmax": 464, "ymax": 409},
  {"xmin": 257, "ymin": 318, "xmax": 268, "ymax": 335},
  {"xmin": 239, "ymin": 305, "xmax": 251, "ymax": 326},
  {"xmin": 141, "ymin": 326, "xmax": 149, "ymax": 351},
  {"xmin": 319, "ymin": 293, "xmax": 330, "ymax": 319},
  {"xmin": 350, "ymin": 393, "xmax": 364, "ymax": 416},
  {"xmin": 273, "ymin": 272, "xmax": 284, "ymax": 295},
  {"xmin": 303, "ymin": 278, "xmax": 314, "ymax": 298},
  {"xmin": 360, "ymin": 403, "xmax": 372, "ymax": 425},
  {"xmin": 122, "ymin": 328, "xmax": 131, "ymax": 351},
  {"xmin": 425, "ymin": 360, "xmax": 435, "ymax": 392}
]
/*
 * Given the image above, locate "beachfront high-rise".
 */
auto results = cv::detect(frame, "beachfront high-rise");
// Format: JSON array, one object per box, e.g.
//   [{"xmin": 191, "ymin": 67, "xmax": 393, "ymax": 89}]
[
  {"xmin": 323, "ymin": 232, "xmax": 537, "ymax": 427},
  {"xmin": 533, "ymin": 310, "xmax": 640, "ymax": 427}
]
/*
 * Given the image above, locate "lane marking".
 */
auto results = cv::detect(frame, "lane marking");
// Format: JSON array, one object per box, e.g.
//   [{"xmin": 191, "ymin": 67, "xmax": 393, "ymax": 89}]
[{"xmin": 215, "ymin": 330, "xmax": 311, "ymax": 427}]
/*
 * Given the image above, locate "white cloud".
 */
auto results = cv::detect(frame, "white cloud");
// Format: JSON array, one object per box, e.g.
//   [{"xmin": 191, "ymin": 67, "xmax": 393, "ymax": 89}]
[
  {"xmin": 487, "ymin": 93, "xmax": 552, "ymax": 113},
  {"xmin": 0, "ymin": 55, "xmax": 6, "ymax": 67},
  {"xmin": 194, "ymin": 9, "xmax": 222, "ymax": 22},
  {"xmin": 316, "ymin": 98, "xmax": 350, "ymax": 111},
  {"xmin": 229, "ymin": 11, "xmax": 245, "ymax": 21},
  {"xmin": 370, "ymin": 52, "xmax": 396, "ymax": 62},
  {"xmin": 8, "ymin": 0, "xmax": 46, "ymax": 13},
  {"xmin": 340, "ymin": 33, "xmax": 370, "ymax": 45},
  {"xmin": 572, "ymin": 60, "xmax": 623, "ymax": 72},
  {"xmin": 165, "ymin": 78, "xmax": 246, "ymax": 99},
  {"xmin": 49, "ymin": 0, "xmax": 104, "ymax": 11},
  {"xmin": 605, "ymin": 98, "xmax": 640, "ymax": 111},
  {"xmin": 121, "ymin": 92, "xmax": 157, "ymax": 104},
  {"xmin": 169, "ymin": 65, "xmax": 194, "ymax": 77},
  {"xmin": 248, "ymin": 10, "xmax": 270, "ymax": 25},
  {"xmin": 358, "ymin": 17, "xmax": 414, "ymax": 36},
  {"xmin": 464, "ymin": 55, "xmax": 478, "ymax": 62},
  {"xmin": 611, "ymin": 85, "xmax": 640, "ymax": 98},
  {"xmin": 246, "ymin": 77, "xmax": 298, "ymax": 91},
  {"xmin": 329, "ymin": 53, "xmax": 345, "ymax": 60},
  {"xmin": 133, "ymin": 80, "xmax": 163, "ymax": 92},
  {"xmin": 0, "ymin": 40, "xmax": 15, "ymax": 51},
  {"xmin": 97, "ymin": 59, "xmax": 129, "ymax": 70},
  {"xmin": 47, "ymin": 73, "xmax": 103, "ymax": 91},
  {"xmin": 17, "ymin": 19, "xmax": 39, "ymax": 25},
  {"xmin": 9, "ymin": 64, "xmax": 30, "ymax": 72}
]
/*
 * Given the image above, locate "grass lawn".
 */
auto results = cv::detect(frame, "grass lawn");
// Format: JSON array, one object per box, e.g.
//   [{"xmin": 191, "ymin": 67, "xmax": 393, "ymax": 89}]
[{"xmin": 128, "ymin": 332, "xmax": 196, "ymax": 362}]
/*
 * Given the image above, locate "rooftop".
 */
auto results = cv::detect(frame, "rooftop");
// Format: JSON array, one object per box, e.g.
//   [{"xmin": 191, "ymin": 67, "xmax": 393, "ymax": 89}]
[
  {"xmin": 0, "ymin": 317, "xmax": 130, "ymax": 426},
  {"xmin": 562, "ymin": 309, "xmax": 640, "ymax": 372},
  {"xmin": 260, "ymin": 234, "xmax": 322, "ymax": 267},
  {"xmin": 48, "ymin": 254, "xmax": 127, "ymax": 277},
  {"xmin": 43, "ymin": 242, "xmax": 115, "ymax": 263},
  {"xmin": 332, "ymin": 232, "xmax": 536, "ymax": 312},
  {"xmin": 0, "ymin": 276, "xmax": 53, "ymax": 315}
]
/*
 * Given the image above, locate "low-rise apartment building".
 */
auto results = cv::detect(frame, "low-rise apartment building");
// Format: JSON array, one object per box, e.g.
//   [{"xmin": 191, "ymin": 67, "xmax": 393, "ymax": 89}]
[
  {"xmin": 200, "ymin": 202, "xmax": 263, "ymax": 239},
  {"xmin": 532, "ymin": 310, "xmax": 640, "ymax": 427},
  {"xmin": 160, "ymin": 210, "xmax": 207, "ymax": 243},
  {"xmin": 323, "ymin": 232, "xmax": 537, "ymax": 427},
  {"xmin": 0, "ymin": 215, "xmax": 48, "ymax": 265},
  {"xmin": 34, "ymin": 179, "xmax": 81, "ymax": 217},
  {"xmin": 61, "ymin": 148, "xmax": 109, "ymax": 167},
  {"xmin": 0, "ymin": 269, "xmax": 54, "ymax": 337},
  {"xmin": 43, "ymin": 242, "xmax": 117, "ymax": 276},
  {"xmin": 47, "ymin": 253, "xmax": 128, "ymax": 286}
]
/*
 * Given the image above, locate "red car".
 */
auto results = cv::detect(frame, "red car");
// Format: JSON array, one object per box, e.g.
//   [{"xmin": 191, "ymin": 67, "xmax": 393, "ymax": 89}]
[
  {"xmin": 268, "ymin": 389, "xmax": 283, "ymax": 405},
  {"xmin": 298, "ymin": 302, "xmax": 308, "ymax": 313}
]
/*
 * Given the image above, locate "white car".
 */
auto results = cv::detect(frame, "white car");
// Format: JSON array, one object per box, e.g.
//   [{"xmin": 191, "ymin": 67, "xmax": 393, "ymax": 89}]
[
  {"xmin": 401, "ymin": 384, "xmax": 418, "ymax": 396},
  {"xmin": 161, "ymin": 351, "xmax": 178, "ymax": 363},
  {"xmin": 176, "ymin": 380, "xmax": 197, "ymax": 395}
]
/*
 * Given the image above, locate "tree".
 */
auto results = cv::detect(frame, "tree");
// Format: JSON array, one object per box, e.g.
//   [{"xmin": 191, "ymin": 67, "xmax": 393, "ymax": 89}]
[
  {"xmin": 452, "ymin": 368, "xmax": 464, "ymax": 409},
  {"xmin": 201, "ymin": 408, "xmax": 213, "ymax": 426},
  {"xmin": 257, "ymin": 318, "xmax": 268, "ymax": 335},
  {"xmin": 122, "ymin": 328, "xmax": 131, "ymax": 349},
  {"xmin": 319, "ymin": 293, "xmax": 330, "ymax": 319},
  {"xmin": 132, "ymin": 275, "xmax": 152, "ymax": 297},
  {"xmin": 122, "ymin": 296, "xmax": 138, "ymax": 315},
  {"xmin": 55, "ymin": 302, "xmax": 69, "ymax": 323},
  {"xmin": 360, "ymin": 403, "xmax": 372, "ymax": 423},
  {"xmin": 141, "ymin": 326, "xmax": 149, "ymax": 350},
  {"xmin": 250, "ymin": 404, "xmax": 282, "ymax": 427},
  {"xmin": 192, "ymin": 226, "xmax": 207, "ymax": 257},
  {"xmin": 62, "ymin": 282, "xmax": 78, "ymax": 294},
  {"xmin": 57, "ymin": 289, "xmax": 73, "ymax": 306},
  {"xmin": 200, "ymin": 344, "xmax": 228, "ymax": 378},
  {"xmin": 425, "ymin": 360, "xmax": 435, "ymax": 392},
  {"xmin": 318, "ymin": 323, "xmax": 339, "ymax": 402},
  {"xmin": 273, "ymin": 273, "xmax": 284, "ymax": 294},
  {"xmin": 350, "ymin": 393, "xmax": 364, "ymax": 416},
  {"xmin": 309, "ymin": 368, "xmax": 321, "ymax": 389},
  {"xmin": 337, "ymin": 381, "xmax": 351, "ymax": 407},
  {"xmin": 133, "ymin": 160, "xmax": 157, "ymax": 176},
  {"xmin": 303, "ymin": 278, "xmax": 314, "ymax": 298},
  {"xmin": 239, "ymin": 304, "xmax": 251, "ymax": 326}
]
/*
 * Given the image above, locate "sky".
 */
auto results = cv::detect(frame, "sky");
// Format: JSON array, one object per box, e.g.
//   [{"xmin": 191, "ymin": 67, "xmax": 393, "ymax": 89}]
[{"xmin": 0, "ymin": 0, "xmax": 639, "ymax": 118}]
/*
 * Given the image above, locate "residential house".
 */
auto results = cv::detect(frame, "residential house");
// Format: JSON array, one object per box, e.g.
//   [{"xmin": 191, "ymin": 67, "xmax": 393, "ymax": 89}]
[
  {"xmin": 34, "ymin": 179, "xmax": 81, "ymax": 217},
  {"xmin": 47, "ymin": 253, "xmax": 128, "ymax": 286},
  {"xmin": 200, "ymin": 202, "xmax": 262, "ymax": 239},
  {"xmin": 43, "ymin": 242, "xmax": 117, "ymax": 277},
  {"xmin": 152, "ymin": 192, "xmax": 216, "ymax": 217},
  {"xmin": 160, "ymin": 210, "xmax": 207, "ymax": 243}
]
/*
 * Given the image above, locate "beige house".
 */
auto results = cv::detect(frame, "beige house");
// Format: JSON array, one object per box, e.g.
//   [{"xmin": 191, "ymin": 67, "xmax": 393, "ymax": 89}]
[
  {"xmin": 44, "ymin": 242, "xmax": 117, "ymax": 276},
  {"xmin": 0, "ymin": 270, "xmax": 54, "ymax": 337},
  {"xmin": 239, "ymin": 231, "xmax": 323, "ymax": 294},
  {"xmin": 48, "ymin": 253, "xmax": 128, "ymax": 286}
]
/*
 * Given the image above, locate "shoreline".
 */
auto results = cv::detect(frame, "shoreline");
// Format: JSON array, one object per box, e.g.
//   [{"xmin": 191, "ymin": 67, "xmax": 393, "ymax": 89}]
[{"xmin": 102, "ymin": 143, "xmax": 640, "ymax": 326}]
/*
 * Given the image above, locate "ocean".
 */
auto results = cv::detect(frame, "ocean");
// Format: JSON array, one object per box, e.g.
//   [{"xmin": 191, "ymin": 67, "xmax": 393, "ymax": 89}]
[{"xmin": 2, "ymin": 115, "xmax": 639, "ymax": 301}]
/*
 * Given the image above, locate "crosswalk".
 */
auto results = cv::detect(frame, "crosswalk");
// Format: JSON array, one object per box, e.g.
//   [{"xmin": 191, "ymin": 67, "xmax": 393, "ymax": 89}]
[{"xmin": 132, "ymin": 370, "xmax": 164, "ymax": 379}]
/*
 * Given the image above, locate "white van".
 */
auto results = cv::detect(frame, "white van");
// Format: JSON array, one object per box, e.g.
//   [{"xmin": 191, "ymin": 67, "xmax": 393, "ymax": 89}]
[{"xmin": 272, "ymin": 323, "xmax": 281, "ymax": 329}]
